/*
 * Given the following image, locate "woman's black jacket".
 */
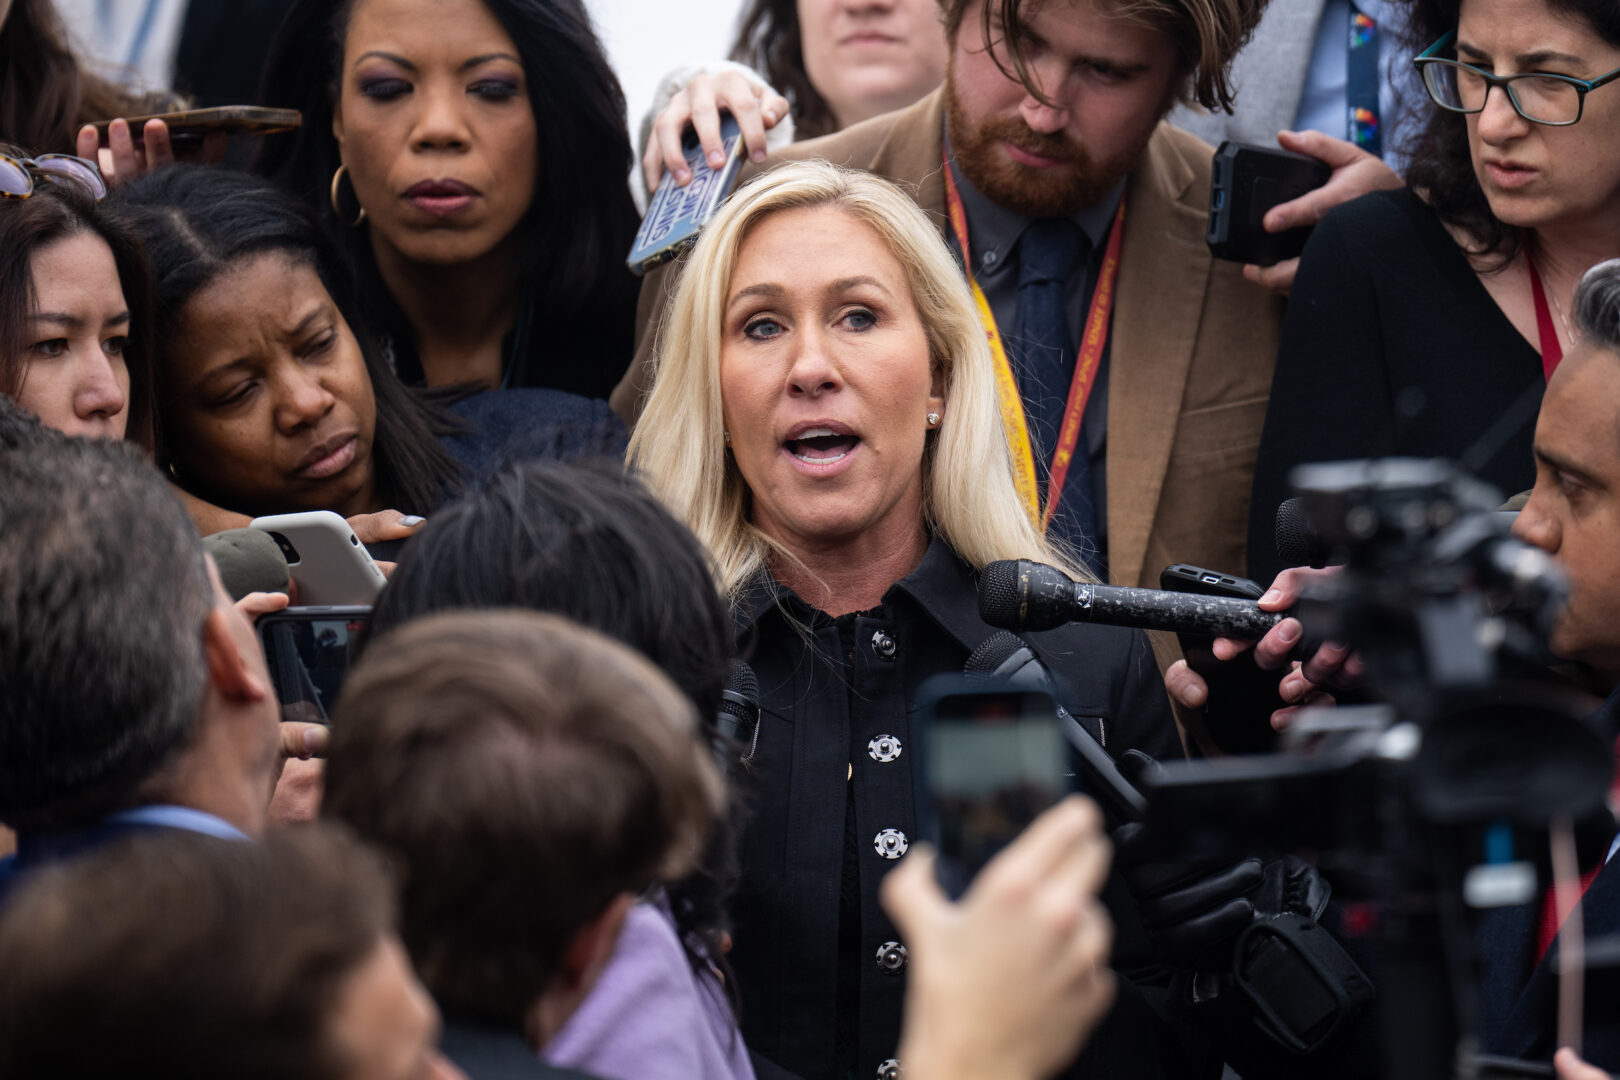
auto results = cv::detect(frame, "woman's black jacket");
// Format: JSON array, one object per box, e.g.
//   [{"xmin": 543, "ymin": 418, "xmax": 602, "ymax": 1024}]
[{"xmin": 726, "ymin": 537, "xmax": 1207, "ymax": 1080}]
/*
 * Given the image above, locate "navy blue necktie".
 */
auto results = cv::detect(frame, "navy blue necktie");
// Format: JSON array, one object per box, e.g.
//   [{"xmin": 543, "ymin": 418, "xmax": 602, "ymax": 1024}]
[
  {"xmin": 1012, "ymin": 218, "xmax": 1099, "ymax": 567},
  {"xmin": 1347, "ymin": 2, "xmax": 1382, "ymax": 155}
]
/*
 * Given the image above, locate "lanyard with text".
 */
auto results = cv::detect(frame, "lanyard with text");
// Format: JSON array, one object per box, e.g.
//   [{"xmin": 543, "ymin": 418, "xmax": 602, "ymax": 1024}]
[{"xmin": 942, "ymin": 151, "xmax": 1126, "ymax": 530}]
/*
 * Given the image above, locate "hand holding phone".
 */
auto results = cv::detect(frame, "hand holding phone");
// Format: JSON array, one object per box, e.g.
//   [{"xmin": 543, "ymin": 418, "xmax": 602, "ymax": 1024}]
[
  {"xmin": 250, "ymin": 511, "xmax": 387, "ymax": 606},
  {"xmin": 628, "ymin": 112, "xmax": 746, "ymax": 275},
  {"xmin": 1207, "ymin": 141, "xmax": 1332, "ymax": 268}
]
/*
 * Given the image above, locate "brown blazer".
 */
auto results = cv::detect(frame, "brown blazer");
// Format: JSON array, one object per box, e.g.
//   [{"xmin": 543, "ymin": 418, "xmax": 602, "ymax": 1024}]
[{"xmin": 617, "ymin": 87, "xmax": 1283, "ymax": 590}]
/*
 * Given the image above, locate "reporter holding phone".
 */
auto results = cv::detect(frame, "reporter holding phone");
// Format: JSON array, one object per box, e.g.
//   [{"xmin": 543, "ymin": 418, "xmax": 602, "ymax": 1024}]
[
  {"xmin": 254, "ymin": 0, "xmax": 638, "ymax": 401},
  {"xmin": 629, "ymin": 161, "xmax": 1186, "ymax": 1080},
  {"xmin": 107, "ymin": 166, "xmax": 624, "ymax": 549},
  {"xmin": 1248, "ymin": 0, "xmax": 1620, "ymax": 583}
]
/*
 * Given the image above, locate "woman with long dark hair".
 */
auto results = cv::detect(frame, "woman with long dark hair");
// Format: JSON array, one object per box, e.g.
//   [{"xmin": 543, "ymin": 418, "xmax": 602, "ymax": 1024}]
[
  {"xmin": 0, "ymin": 146, "xmax": 154, "ymax": 449},
  {"xmin": 255, "ymin": 0, "xmax": 640, "ymax": 402},
  {"xmin": 109, "ymin": 165, "xmax": 622, "ymax": 538},
  {"xmin": 1247, "ymin": 0, "xmax": 1620, "ymax": 582}
]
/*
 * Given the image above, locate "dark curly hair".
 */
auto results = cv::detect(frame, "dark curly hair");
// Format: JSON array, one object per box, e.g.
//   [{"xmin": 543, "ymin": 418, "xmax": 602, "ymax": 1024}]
[{"xmin": 1399, "ymin": 0, "xmax": 1620, "ymax": 263}]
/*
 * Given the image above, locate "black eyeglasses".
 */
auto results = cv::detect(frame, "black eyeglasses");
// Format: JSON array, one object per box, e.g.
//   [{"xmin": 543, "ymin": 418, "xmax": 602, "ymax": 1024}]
[
  {"xmin": 1414, "ymin": 30, "xmax": 1620, "ymax": 126},
  {"xmin": 0, "ymin": 153, "xmax": 108, "ymax": 201}
]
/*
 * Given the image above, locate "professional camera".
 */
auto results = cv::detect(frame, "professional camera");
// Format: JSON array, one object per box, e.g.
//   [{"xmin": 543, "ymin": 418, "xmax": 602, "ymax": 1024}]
[{"xmin": 1146, "ymin": 459, "xmax": 1615, "ymax": 1080}]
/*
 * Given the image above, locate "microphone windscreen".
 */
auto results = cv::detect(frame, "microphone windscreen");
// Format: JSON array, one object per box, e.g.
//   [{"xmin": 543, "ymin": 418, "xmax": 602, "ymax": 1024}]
[
  {"xmin": 1274, "ymin": 498, "xmax": 1329, "ymax": 569},
  {"xmin": 724, "ymin": 661, "xmax": 758, "ymax": 708},
  {"xmin": 966, "ymin": 630, "xmax": 1027, "ymax": 675},
  {"xmin": 978, "ymin": 560, "xmax": 1022, "ymax": 627},
  {"xmin": 203, "ymin": 528, "xmax": 290, "ymax": 601}
]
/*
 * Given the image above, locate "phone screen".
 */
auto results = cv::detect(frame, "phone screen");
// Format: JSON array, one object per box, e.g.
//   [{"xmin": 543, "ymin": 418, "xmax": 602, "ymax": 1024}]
[
  {"xmin": 257, "ymin": 607, "xmax": 371, "ymax": 725},
  {"xmin": 924, "ymin": 685, "xmax": 1067, "ymax": 896}
]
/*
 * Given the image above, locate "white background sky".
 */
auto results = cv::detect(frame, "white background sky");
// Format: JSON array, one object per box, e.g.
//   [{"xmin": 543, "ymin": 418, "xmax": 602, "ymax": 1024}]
[{"xmin": 587, "ymin": 0, "xmax": 747, "ymax": 136}]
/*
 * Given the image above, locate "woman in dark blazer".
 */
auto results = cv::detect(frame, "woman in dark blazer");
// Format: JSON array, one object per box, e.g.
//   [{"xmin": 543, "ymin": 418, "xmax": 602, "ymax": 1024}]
[{"xmin": 629, "ymin": 161, "xmax": 1188, "ymax": 1080}]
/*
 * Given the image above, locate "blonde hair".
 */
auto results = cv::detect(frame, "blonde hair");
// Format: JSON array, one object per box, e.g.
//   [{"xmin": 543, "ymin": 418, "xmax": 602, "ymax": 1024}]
[{"xmin": 627, "ymin": 160, "xmax": 1088, "ymax": 600}]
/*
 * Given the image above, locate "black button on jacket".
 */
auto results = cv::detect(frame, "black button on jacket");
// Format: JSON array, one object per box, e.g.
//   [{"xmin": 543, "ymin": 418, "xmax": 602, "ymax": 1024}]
[{"xmin": 727, "ymin": 538, "xmax": 1201, "ymax": 1080}]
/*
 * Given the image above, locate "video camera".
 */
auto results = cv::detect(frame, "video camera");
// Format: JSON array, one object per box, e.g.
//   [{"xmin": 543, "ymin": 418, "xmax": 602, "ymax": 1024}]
[{"xmin": 1146, "ymin": 459, "xmax": 1614, "ymax": 1080}]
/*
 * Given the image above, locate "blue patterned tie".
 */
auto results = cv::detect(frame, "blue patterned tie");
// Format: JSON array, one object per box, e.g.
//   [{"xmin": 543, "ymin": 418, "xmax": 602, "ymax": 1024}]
[
  {"xmin": 1347, "ymin": 2, "xmax": 1382, "ymax": 155},
  {"xmin": 1012, "ymin": 218, "xmax": 1098, "ymax": 566}
]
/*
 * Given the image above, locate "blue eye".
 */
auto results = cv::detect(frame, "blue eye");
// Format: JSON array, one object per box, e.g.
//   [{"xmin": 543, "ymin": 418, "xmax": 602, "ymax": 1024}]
[
  {"xmin": 843, "ymin": 309, "xmax": 876, "ymax": 331},
  {"xmin": 745, "ymin": 317, "xmax": 784, "ymax": 341}
]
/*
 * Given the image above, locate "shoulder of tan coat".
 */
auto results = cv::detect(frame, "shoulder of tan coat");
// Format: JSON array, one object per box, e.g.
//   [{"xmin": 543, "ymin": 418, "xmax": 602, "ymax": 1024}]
[{"xmin": 610, "ymin": 88, "xmax": 953, "ymax": 427}]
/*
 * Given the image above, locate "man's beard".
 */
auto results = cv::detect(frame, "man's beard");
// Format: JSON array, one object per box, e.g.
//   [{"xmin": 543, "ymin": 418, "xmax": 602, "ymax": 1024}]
[{"xmin": 945, "ymin": 78, "xmax": 1145, "ymax": 218}]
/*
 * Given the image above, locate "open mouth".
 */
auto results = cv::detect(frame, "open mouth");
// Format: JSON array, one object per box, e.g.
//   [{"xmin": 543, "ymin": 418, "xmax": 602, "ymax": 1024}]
[{"xmin": 784, "ymin": 427, "xmax": 861, "ymax": 465}]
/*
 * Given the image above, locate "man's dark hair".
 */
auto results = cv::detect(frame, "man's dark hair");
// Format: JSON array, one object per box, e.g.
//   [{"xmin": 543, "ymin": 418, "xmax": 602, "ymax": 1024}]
[
  {"xmin": 254, "ymin": 0, "xmax": 641, "ymax": 397},
  {"xmin": 939, "ymin": 0, "xmax": 1266, "ymax": 113},
  {"xmin": 1401, "ymin": 0, "xmax": 1620, "ymax": 263},
  {"xmin": 0, "ymin": 393, "xmax": 59, "ymax": 451},
  {"xmin": 0, "ymin": 825, "xmax": 394, "ymax": 1080},
  {"xmin": 369, "ymin": 459, "xmax": 734, "ymax": 720},
  {"xmin": 1574, "ymin": 259, "xmax": 1620, "ymax": 355},
  {"xmin": 0, "ymin": 146, "xmax": 158, "ymax": 450},
  {"xmin": 0, "ymin": 437, "xmax": 212, "ymax": 831},
  {"xmin": 107, "ymin": 164, "xmax": 466, "ymax": 517},
  {"xmin": 325, "ymin": 610, "xmax": 724, "ymax": 1027},
  {"xmin": 365, "ymin": 459, "xmax": 743, "ymax": 1002}
]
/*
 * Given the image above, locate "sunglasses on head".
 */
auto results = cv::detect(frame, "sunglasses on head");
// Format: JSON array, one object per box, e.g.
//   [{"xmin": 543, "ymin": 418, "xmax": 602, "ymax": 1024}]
[{"xmin": 0, "ymin": 154, "xmax": 109, "ymax": 201}]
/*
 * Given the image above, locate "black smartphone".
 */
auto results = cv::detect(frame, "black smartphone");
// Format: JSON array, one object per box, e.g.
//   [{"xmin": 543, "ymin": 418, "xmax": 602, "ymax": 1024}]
[
  {"xmin": 1161, "ymin": 564, "xmax": 1286, "ymax": 754},
  {"xmin": 917, "ymin": 677, "xmax": 1071, "ymax": 897},
  {"xmin": 1207, "ymin": 141, "xmax": 1332, "ymax": 266},
  {"xmin": 89, "ymin": 105, "xmax": 302, "ymax": 145},
  {"xmin": 255, "ymin": 605, "xmax": 371, "ymax": 725},
  {"xmin": 627, "ymin": 112, "xmax": 746, "ymax": 275}
]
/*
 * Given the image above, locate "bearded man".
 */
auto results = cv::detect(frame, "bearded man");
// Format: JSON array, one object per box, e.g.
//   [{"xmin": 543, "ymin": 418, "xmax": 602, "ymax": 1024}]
[{"xmin": 620, "ymin": 0, "xmax": 1281, "ymax": 595}]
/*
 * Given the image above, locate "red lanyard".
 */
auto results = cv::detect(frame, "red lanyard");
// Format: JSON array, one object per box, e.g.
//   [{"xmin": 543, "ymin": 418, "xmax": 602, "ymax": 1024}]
[
  {"xmin": 1524, "ymin": 244, "xmax": 1563, "ymax": 380},
  {"xmin": 942, "ymin": 150, "xmax": 1125, "ymax": 529}
]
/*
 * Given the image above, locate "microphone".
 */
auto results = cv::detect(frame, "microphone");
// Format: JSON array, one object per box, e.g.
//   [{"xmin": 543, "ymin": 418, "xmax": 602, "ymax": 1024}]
[
  {"xmin": 978, "ymin": 560, "xmax": 1283, "ymax": 639},
  {"xmin": 202, "ymin": 528, "xmax": 291, "ymax": 601},
  {"xmin": 966, "ymin": 631, "xmax": 1146, "ymax": 822},
  {"xmin": 1274, "ymin": 498, "xmax": 1331, "ymax": 569},
  {"xmin": 715, "ymin": 661, "xmax": 759, "ymax": 750}
]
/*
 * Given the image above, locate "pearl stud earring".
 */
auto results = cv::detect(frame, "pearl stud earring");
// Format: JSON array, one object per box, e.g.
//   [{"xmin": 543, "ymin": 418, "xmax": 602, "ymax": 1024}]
[{"xmin": 926, "ymin": 412, "xmax": 941, "ymax": 427}]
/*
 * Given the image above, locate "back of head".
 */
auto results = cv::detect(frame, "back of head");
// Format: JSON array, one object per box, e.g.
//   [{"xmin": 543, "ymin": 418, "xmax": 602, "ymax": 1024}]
[
  {"xmin": 369, "ymin": 459, "xmax": 734, "ymax": 718},
  {"xmin": 1575, "ymin": 259, "xmax": 1620, "ymax": 356},
  {"xmin": 0, "ymin": 146, "xmax": 157, "ymax": 449},
  {"xmin": 0, "ymin": 393, "xmax": 59, "ymax": 452},
  {"xmin": 0, "ymin": 825, "xmax": 393, "ymax": 1080},
  {"xmin": 325, "ymin": 609, "xmax": 726, "ymax": 1026},
  {"xmin": 0, "ymin": 0, "xmax": 155, "ymax": 152},
  {"xmin": 0, "ymin": 437, "xmax": 212, "ymax": 832}
]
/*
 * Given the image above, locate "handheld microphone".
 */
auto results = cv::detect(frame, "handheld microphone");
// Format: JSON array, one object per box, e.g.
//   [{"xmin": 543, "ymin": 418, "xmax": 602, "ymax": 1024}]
[
  {"xmin": 716, "ymin": 661, "xmax": 760, "ymax": 751},
  {"xmin": 1274, "ymin": 498, "xmax": 1331, "ymax": 569},
  {"xmin": 966, "ymin": 631, "xmax": 1147, "ymax": 822},
  {"xmin": 202, "ymin": 528, "xmax": 291, "ymax": 601},
  {"xmin": 978, "ymin": 560, "xmax": 1284, "ymax": 639}
]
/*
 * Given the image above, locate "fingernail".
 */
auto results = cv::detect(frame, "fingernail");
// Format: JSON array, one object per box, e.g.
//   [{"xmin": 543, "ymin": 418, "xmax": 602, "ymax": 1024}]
[
  {"xmin": 675, "ymin": 168, "xmax": 691, "ymax": 184},
  {"xmin": 1276, "ymin": 620, "xmax": 1300, "ymax": 644},
  {"xmin": 1264, "ymin": 212, "xmax": 1281, "ymax": 230},
  {"xmin": 708, "ymin": 151, "xmax": 725, "ymax": 167},
  {"xmin": 400, "ymin": 515, "xmax": 425, "ymax": 526},
  {"xmin": 1185, "ymin": 683, "xmax": 1207, "ymax": 708},
  {"xmin": 751, "ymin": 148, "xmax": 767, "ymax": 163},
  {"xmin": 1260, "ymin": 589, "xmax": 1282, "ymax": 606}
]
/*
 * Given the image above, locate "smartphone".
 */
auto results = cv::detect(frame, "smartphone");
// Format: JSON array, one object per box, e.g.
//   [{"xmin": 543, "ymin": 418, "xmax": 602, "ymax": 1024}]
[
  {"xmin": 88, "ymin": 106, "xmax": 302, "ymax": 145},
  {"xmin": 256, "ymin": 605, "xmax": 371, "ymax": 725},
  {"xmin": 1161, "ymin": 563, "xmax": 1286, "ymax": 754},
  {"xmin": 249, "ymin": 511, "xmax": 387, "ymax": 606},
  {"xmin": 1206, "ymin": 141, "xmax": 1332, "ymax": 266},
  {"xmin": 919, "ymin": 677, "xmax": 1070, "ymax": 897},
  {"xmin": 627, "ymin": 112, "xmax": 746, "ymax": 275}
]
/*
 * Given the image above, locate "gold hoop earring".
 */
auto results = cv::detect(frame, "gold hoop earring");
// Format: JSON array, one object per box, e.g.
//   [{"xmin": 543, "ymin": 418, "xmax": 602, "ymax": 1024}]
[{"xmin": 330, "ymin": 164, "xmax": 367, "ymax": 227}]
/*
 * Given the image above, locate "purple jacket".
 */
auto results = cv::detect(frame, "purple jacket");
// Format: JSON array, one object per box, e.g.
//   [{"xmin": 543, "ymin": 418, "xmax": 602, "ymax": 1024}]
[{"xmin": 543, "ymin": 898, "xmax": 756, "ymax": 1080}]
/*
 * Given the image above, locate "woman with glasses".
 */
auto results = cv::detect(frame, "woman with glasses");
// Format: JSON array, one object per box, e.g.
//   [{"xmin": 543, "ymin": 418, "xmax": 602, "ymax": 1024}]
[
  {"xmin": 0, "ymin": 148, "xmax": 155, "ymax": 447},
  {"xmin": 1244, "ymin": 0, "xmax": 1620, "ymax": 583}
]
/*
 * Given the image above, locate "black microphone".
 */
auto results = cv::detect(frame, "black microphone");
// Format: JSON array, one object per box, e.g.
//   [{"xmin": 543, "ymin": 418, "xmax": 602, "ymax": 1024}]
[
  {"xmin": 979, "ymin": 560, "xmax": 1283, "ymax": 638},
  {"xmin": 716, "ymin": 661, "xmax": 759, "ymax": 752},
  {"xmin": 966, "ymin": 631, "xmax": 1147, "ymax": 822},
  {"xmin": 1274, "ymin": 498, "xmax": 1331, "ymax": 569}
]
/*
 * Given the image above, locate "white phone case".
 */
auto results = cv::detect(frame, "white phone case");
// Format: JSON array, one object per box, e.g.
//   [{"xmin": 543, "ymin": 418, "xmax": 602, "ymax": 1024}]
[{"xmin": 249, "ymin": 511, "xmax": 387, "ymax": 606}]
